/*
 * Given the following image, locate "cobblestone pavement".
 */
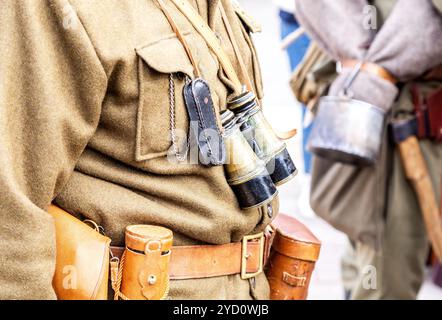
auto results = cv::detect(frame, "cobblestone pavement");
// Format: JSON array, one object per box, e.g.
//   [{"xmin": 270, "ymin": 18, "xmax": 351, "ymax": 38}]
[{"xmin": 239, "ymin": 0, "xmax": 442, "ymax": 300}]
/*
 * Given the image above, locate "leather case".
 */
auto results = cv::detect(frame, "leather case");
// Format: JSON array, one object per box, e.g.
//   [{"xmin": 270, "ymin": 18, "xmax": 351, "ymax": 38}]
[
  {"xmin": 118, "ymin": 225, "xmax": 173, "ymax": 300},
  {"xmin": 266, "ymin": 213, "xmax": 321, "ymax": 300},
  {"xmin": 183, "ymin": 78, "xmax": 226, "ymax": 166},
  {"xmin": 48, "ymin": 205, "xmax": 110, "ymax": 300},
  {"xmin": 426, "ymin": 87, "xmax": 442, "ymax": 142},
  {"xmin": 412, "ymin": 84, "xmax": 442, "ymax": 142}
]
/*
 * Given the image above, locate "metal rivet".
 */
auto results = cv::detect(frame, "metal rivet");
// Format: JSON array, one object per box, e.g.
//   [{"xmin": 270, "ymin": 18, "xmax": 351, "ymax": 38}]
[
  {"xmin": 148, "ymin": 275, "xmax": 157, "ymax": 285},
  {"xmin": 267, "ymin": 204, "xmax": 273, "ymax": 218}
]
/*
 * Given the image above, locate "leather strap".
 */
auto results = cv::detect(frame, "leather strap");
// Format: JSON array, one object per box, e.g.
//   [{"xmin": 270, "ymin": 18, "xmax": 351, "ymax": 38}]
[
  {"xmin": 169, "ymin": 0, "xmax": 242, "ymax": 91},
  {"xmin": 155, "ymin": 0, "xmax": 201, "ymax": 78},
  {"xmin": 341, "ymin": 59, "xmax": 398, "ymax": 84},
  {"xmin": 111, "ymin": 233, "xmax": 269, "ymax": 280},
  {"xmin": 219, "ymin": 2, "xmax": 254, "ymax": 93}
]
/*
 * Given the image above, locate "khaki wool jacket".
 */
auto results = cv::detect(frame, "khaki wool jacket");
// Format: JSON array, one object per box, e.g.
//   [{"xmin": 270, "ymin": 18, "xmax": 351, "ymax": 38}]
[{"xmin": 0, "ymin": 0, "xmax": 277, "ymax": 300}]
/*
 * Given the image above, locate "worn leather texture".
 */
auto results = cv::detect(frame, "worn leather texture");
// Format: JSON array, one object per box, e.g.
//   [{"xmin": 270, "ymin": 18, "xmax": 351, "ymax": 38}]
[
  {"xmin": 119, "ymin": 225, "xmax": 173, "ymax": 300},
  {"xmin": 183, "ymin": 78, "xmax": 226, "ymax": 166},
  {"xmin": 426, "ymin": 87, "xmax": 442, "ymax": 142},
  {"xmin": 266, "ymin": 213, "xmax": 321, "ymax": 300},
  {"xmin": 412, "ymin": 84, "xmax": 442, "ymax": 142},
  {"xmin": 48, "ymin": 205, "xmax": 110, "ymax": 300},
  {"xmin": 112, "ymin": 236, "xmax": 265, "ymax": 281}
]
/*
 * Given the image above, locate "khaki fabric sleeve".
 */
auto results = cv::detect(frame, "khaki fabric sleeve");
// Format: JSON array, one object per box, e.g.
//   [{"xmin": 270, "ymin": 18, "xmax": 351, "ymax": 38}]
[{"xmin": 0, "ymin": 0, "xmax": 107, "ymax": 299}]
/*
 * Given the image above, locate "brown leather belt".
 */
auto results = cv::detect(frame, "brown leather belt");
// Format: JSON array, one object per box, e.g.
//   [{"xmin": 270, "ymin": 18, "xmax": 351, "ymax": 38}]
[
  {"xmin": 111, "ymin": 232, "xmax": 270, "ymax": 280},
  {"xmin": 340, "ymin": 59, "xmax": 398, "ymax": 84}
]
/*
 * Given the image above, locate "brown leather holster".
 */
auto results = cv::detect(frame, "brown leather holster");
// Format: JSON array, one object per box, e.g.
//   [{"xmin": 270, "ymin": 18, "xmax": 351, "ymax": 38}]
[{"xmin": 265, "ymin": 214, "xmax": 321, "ymax": 300}]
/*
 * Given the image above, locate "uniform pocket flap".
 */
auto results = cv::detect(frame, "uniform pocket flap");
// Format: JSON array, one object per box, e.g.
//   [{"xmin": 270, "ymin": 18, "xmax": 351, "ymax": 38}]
[{"xmin": 136, "ymin": 35, "xmax": 194, "ymax": 77}]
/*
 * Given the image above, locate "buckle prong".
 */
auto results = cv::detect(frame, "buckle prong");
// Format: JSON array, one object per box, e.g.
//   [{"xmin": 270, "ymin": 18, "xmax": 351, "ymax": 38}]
[{"xmin": 241, "ymin": 232, "xmax": 264, "ymax": 280}]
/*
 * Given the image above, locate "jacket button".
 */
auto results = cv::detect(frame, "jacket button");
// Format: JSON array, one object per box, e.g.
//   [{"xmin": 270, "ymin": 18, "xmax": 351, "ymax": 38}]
[{"xmin": 267, "ymin": 204, "xmax": 273, "ymax": 218}]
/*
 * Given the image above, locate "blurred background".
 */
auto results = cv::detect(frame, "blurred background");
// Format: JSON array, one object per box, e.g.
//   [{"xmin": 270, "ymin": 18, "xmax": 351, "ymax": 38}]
[{"xmin": 239, "ymin": 0, "xmax": 442, "ymax": 300}]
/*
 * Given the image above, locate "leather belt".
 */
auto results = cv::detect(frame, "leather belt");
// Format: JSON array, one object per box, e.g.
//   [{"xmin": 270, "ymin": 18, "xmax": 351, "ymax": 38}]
[
  {"xmin": 111, "ymin": 232, "xmax": 271, "ymax": 281},
  {"xmin": 340, "ymin": 59, "xmax": 398, "ymax": 84}
]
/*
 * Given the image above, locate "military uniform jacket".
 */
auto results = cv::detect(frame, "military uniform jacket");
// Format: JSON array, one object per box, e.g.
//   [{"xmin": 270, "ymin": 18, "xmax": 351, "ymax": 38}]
[{"xmin": 0, "ymin": 0, "xmax": 278, "ymax": 299}]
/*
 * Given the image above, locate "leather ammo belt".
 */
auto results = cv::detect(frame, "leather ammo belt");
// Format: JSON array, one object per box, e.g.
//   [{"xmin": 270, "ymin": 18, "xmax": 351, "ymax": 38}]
[{"xmin": 111, "ymin": 232, "xmax": 269, "ymax": 280}]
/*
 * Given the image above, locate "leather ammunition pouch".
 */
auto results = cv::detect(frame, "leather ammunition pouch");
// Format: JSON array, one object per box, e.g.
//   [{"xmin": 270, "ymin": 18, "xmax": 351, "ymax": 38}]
[
  {"xmin": 265, "ymin": 213, "xmax": 321, "ymax": 300},
  {"xmin": 111, "ymin": 225, "xmax": 173, "ymax": 300}
]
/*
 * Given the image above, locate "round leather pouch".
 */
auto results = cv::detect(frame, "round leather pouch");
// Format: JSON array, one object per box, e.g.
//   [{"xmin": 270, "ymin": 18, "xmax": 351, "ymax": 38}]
[{"xmin": 120, "ymin": 225, "xmax": 173, "ymax": 300}]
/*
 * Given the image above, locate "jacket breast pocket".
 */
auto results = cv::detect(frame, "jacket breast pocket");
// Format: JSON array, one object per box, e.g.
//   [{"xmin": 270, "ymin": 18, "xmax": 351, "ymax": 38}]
[{"xmin": 134, "ymin": 35, "xmax": 195, "ymax": 162}]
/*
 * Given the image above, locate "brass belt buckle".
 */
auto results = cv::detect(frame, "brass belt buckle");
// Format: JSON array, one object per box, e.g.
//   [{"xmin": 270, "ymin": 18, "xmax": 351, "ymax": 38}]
[{"xmin": 241, "ymin": 232, "xmax": 265, "ymax": 280}]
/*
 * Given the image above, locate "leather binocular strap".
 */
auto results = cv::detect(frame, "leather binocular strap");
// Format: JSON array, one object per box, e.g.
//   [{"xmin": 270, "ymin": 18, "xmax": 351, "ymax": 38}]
[
  {"xmin": 219, "ymin": 2, "xmax": 254, "ymax": 94},
  {"xmin": 155, "ymin": 0, "xmax": 201, "ymax": 78},
  {"xmin": 111, "ymin": 236, "xmax": 267, "ymax": 280},
  {"xmin": 169, "ymin": 0, "xmax": 242, "ymax": 92},
  {"xmin": 341, "ymin": 59, "xmax": 398, "ymax": 84}
]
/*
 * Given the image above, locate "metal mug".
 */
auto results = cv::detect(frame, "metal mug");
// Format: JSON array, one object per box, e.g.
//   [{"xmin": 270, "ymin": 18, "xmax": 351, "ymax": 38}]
[{"xmin": 308, "ymin": 62, "xmax": 386, "ymax": 166}]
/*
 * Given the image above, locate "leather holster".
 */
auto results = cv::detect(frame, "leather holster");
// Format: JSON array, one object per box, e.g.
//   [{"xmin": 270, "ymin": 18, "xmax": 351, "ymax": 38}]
[
  {"xmin": 265, "ymin": 213, "xmax": 321, "ymax": 300},
  {"xmin": 48, "ymin": 205, "xmax": 111, "ymax": 300}
]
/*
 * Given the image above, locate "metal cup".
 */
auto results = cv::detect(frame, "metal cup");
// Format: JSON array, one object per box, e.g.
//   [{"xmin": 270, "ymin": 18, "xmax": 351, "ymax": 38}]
[
  {"xmin": 308, "ymin": 62, "xmax": 386, "ymax": 166},
  {"xmin": 228, "ymin": 91, "xmax": 297, "ymax": 186},
  {"xmin": 221, "ymin": 110, "xmax": 277, "ymax": 209},
  {"xmin": 308, "ymin": 96, "xmax": 385, "ymax": 166}
]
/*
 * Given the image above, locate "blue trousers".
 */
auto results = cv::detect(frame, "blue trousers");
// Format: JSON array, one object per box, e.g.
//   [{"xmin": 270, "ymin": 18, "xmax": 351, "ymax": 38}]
[{"xmin": 279, "ymin": 10, "xmax": 313, "ymax": 174}]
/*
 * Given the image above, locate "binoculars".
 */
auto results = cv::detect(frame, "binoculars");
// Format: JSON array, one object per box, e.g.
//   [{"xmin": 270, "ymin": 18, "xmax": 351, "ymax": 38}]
[{"xmin": 221, "ymin": 91, "xmax": 297, "ymax": 209}]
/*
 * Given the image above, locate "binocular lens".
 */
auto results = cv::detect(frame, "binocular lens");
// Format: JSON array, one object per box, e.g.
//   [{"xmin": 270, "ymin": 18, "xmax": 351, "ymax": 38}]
[
  {"xmin": 221, "ymin": 110, "xmax": 277, "ymax": 209},
  {"xmin": 228, "ymin": 92, "xmax": 298, "ymax": 186}
]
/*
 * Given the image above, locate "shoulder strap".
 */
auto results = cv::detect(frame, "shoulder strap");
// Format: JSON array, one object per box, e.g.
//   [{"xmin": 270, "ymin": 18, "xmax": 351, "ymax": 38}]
[
  {"xmin": 219, "ymin": 2, "xmax": 254, "ymax": 93},
  {"xmin": 156, "ymin": 0, "xmax": 202, "ymax": 78},
  {"xmin": 170, "ymin": 0, "xmax": 242, "ymax": 92},
  {"xmin": 156, "ymin": 0, "xmax": 201, "ymax": 78}
]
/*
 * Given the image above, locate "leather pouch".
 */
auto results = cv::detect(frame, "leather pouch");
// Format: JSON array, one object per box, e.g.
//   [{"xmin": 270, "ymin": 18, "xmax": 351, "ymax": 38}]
[
  {"xmin": 113, "ymin": 225, "xmax": 173, "ymax": 300},
  {"xmin": 427, "ymin": 87, "xmax": 442, "ymax": 142},
  {"xmin": 183, "ymin": 78, "xmax": 226, "ymax": 166},
  {"xmin": 266, "ymin": 213, "xmax": 321, "ymax": 300},
  {"xmin": 48, "ymin": 205, "xmax": 111, "ymax": 300},
  {"xmin": 412, "ymin": 84, "xmax": 442, "ymax": 142}
]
